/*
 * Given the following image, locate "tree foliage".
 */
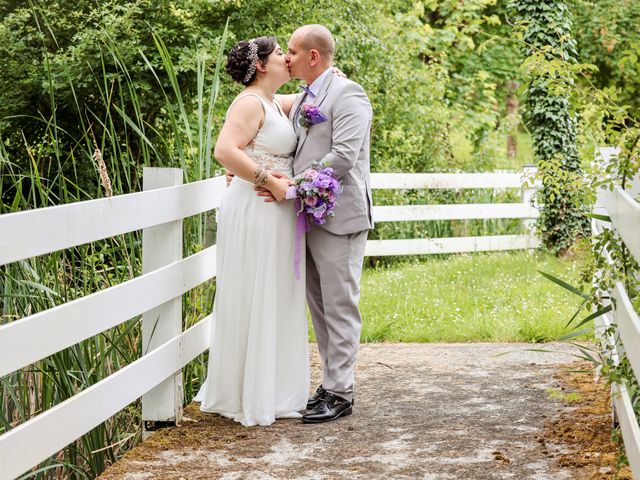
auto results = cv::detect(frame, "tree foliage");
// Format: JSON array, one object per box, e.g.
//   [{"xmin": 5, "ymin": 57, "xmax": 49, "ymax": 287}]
[
  {"xmin": 0, "ymin": 0, "xmax": 459, "ymax": 199},
  {"xmin": 572, "ymin": 0, "xmax": 640, "ymax": 118}
]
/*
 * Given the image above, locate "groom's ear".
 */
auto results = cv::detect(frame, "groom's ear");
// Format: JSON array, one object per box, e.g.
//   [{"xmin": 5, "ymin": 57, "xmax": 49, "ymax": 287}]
[{"xmin": 309, "ymin": 49, "xmax": 320, "ymax": 66}]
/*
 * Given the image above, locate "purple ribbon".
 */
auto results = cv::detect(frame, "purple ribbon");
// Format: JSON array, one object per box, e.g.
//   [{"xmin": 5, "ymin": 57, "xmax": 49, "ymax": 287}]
[
  {"xmin": 286, "ymin": 186, "xmax": 308, "ymax": 280},
  {"xmin": 293, "ymin": 198, "xmax": 309, "ymax": 280}
]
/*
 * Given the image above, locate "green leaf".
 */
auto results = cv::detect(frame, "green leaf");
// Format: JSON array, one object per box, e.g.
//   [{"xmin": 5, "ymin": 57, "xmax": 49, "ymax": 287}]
[
  {"xmin": 585, "ymin": 213, "xmax": 611, "ymax": 222},
  {"xmin": 538, "ymin": 270, "xmax": 589, "ymax": 299},
  {"xmin": 564, "ymin": 298, "xmax": 588, "ymax": 328},
  {"xmin": 558, "ymin": 327, "xmax": 592, "ymax": 341},
  {"xmin": 21, "ymin": 280, "xmax": 61, "ymax": 298},
  {"xmin": 572, "ymin": 304, "xmax": 613, "ymax": 330}
]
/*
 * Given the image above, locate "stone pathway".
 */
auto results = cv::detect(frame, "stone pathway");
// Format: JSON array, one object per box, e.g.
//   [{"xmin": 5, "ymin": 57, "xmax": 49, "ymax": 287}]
[{"xmin": 99, "ymin": 343, "xmax": 584, "ymax": 479}]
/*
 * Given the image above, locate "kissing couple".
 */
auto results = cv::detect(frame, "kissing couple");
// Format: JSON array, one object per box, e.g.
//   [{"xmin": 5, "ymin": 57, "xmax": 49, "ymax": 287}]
[{"xmin": 194, "ymin": 24, "xmax": 373, "ymax": 426}]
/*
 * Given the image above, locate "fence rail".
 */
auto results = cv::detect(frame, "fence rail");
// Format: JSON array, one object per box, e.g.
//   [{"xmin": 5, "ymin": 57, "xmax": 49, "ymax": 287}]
[
  {"xmin": 0, "ymin": 176, "xmax": 226, "ymax": 267},
  {"xmin": 0, "ymin": 246, "xmax": 217, "ymax": 379},
  {"xmin": 0, "ymin": 315, "xmax": 212, "ymax": 480},
  {"xmin": 0, "ymin": 167, "xmax": 539, "ymax": 480},
  {"xmin": 593, "ymin": 146, "xmax": 640, "ymax": 478},
  {"xmin": 367, "ymin": 167, "xmax": 539, "ymax": 256},
  {"xmin": 369, "ymin": 172, "xmax": 529, "ymax": 189},
  {"xmin": 373, "ymin": 203, "xmax": 538, "ymax": 222}
]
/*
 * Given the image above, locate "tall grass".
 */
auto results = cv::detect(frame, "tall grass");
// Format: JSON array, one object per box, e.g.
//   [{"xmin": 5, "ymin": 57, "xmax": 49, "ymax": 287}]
[{"xmin": 0, "ymin": 19, "xmax": 229, "ymax": 479}]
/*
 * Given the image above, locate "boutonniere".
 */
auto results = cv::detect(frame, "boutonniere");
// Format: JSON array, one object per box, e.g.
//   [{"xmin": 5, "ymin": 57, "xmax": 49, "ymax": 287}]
[{"xmin": 299, "ymin": 103, "xmax": 327, "ymax": 131}]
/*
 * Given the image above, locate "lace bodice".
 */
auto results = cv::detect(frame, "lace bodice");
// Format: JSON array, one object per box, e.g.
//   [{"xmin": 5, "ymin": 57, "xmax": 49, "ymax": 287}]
[{"xmin": 227, "ymin": 93, "xmax": 298, "ymax": 175}]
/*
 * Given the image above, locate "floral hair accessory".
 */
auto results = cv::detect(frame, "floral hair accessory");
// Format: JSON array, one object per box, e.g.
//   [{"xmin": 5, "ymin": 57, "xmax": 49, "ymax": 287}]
[
  {"xmin": 243, "ymin": 40, "xmax": 259, "ymax": 83},
  {"xmin": 299, "ymin": 103, "xmax": 327, "ymax": 131}
]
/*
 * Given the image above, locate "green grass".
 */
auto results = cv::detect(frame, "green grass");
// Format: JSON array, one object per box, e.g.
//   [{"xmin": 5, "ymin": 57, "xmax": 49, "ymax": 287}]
[
  {"xmin": 449, "ymin": 129, "xmax": 534, "ymax": 171},
  {"xmin": 546, "ymin": 387, "xmax": 581, "ymax": 404},
  {"xmin": 357, "ymin": 250, "xmax": 586, "ymax": 343}
]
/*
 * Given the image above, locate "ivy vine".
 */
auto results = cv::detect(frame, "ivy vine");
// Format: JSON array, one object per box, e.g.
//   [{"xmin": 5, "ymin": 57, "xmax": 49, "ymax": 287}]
[{"xmin": 510, "ymin": 0, "xmax": 589, "ymax": 254}]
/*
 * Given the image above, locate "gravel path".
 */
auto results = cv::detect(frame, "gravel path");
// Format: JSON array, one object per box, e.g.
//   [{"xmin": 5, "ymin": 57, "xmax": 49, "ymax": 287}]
[{"xmin": 99, "ymin": 343, "xmax": 582, "ymax": 479}]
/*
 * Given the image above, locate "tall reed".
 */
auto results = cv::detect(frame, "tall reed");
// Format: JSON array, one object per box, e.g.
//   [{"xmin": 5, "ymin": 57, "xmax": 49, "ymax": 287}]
[{"xmin": 0, "ymin": 18, "xmax": 229, "ymax": 479}]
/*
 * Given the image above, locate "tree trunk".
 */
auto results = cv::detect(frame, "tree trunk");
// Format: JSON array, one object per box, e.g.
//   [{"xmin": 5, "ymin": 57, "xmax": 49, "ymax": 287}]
[{"xmin": 506, "ymin": 81, "xmax": 520, "ymax": 161}]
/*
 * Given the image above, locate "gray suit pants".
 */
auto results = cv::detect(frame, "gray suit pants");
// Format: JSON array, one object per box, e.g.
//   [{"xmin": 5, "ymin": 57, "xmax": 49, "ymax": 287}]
[{"xmin": 305, "ymin": 226, "xmax": 368, "ymax": 403}]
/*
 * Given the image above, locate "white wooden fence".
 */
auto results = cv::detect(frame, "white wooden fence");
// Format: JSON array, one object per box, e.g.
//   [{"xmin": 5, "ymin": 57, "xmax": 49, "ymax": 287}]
[
  {"xmin": 592, "ymin": 147, "xmax": 640, "ymax": 479},
  {"xmin": 366, "ymin": 167, "xmax": 540, "ymax": 255},
  {"xmin": 0, "ymin": 167, "xmax": 538, "ymax": 480}
]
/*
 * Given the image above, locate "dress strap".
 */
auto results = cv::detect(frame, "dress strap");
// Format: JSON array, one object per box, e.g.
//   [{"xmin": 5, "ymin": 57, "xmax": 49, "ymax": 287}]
[
  {"xmin": 226, "ymin": 93, "xmax": 267, "ymax": 117},
  {"xmin": 273, "ymin": 97, "xmax": 287, "ymax": 118}
]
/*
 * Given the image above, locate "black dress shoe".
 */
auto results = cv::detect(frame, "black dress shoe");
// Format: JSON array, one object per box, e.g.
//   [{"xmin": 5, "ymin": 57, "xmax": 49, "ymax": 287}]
[
  {"xmin": 306, "ymin": 385, "xmax": 326, "ymax": 410},
  {"xmin": 302, "ymin": 392, "xmax": 352, "ymax": 423}
]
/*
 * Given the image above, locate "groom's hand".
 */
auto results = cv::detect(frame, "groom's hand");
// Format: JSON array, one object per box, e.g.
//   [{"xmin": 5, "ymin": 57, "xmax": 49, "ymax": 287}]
[
  {"xmin": 225, "ymin": 170, "xmax": 234, "ymax": 187},
  {"xmin": 332, "ymin": 65, "xmax": 347, "ymax": 78},
  {"xmin": 255, "ymin": 185, "xmax": 276, "ymax": 202}
]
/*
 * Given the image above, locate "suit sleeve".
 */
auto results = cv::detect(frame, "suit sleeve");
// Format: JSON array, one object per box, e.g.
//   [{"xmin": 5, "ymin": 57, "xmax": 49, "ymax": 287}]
[{"xmin": 317, "ymin": 83, "xmax": 372, "ymax": 179}]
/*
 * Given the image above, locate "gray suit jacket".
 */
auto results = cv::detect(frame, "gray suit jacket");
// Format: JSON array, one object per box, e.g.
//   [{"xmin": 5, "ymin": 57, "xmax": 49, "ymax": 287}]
[{"xmin": 290, "ymin": 74, "xmax": 373, "ymax": 235}]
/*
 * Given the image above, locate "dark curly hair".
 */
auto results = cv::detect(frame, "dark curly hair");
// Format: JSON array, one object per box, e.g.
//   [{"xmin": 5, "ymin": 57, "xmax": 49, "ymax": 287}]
[{"xmin": 226, "ymin": 36, "xmax": 278, "ymax": 86}]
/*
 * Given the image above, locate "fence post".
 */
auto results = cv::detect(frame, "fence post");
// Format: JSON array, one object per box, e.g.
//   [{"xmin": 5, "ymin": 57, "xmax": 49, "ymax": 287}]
[
  {"xmin": 141, "ymin": 167, "xmax": 183, "ymax": 439},
  {"xmin": 520, "ymin": 165, "xmax": 538, "ymax": 244}
]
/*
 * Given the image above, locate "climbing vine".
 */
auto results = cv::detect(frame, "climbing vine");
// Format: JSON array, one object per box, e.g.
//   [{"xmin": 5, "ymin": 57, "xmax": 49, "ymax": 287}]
[{"xmin": 510, "ymin": 0, "xmax": 589, "ymax": 254}]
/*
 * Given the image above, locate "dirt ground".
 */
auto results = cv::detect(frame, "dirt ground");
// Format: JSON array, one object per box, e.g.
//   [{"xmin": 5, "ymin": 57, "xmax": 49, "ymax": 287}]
[
  {"xmin": 98, "ymin": 343, "xmax": 630, "ymax": 479},
  {"xmin": 542, "ymin": 365, "xmax": 632, "ymax": 479}
]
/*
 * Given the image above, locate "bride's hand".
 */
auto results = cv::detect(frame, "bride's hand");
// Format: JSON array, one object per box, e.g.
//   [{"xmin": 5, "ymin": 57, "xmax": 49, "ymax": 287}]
[
  {"xmin": 266, "ymin": 175, "xmax": 292, "ymax": 202},
  {"xmin": 255, "ymin": 171, "xmax": 291, "ymax": 202},
  {"xmin": 271, "ymin": 171, "xmax": 290, "ymax": 180}
]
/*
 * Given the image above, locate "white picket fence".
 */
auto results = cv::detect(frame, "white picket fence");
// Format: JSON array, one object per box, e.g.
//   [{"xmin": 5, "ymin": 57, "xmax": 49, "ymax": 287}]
[
  {"xmin": 592, "ymin": 147, "xmax": 640, "ymax": 479},
  {"xmin": 0, "ymin": 167, "xmax": 539, "ymax": 480}
]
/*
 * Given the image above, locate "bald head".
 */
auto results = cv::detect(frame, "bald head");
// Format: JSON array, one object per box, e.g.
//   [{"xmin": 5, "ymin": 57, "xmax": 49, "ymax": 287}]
[{"xmin": 293, "ymin": 24, "xmax": 335, "ymax": 61}]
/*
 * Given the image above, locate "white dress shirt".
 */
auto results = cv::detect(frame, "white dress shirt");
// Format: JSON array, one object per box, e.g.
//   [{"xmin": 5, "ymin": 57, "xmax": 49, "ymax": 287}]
[{"xmin": 304, "ymin": 66, "xmax": 333, "ymax": 99}]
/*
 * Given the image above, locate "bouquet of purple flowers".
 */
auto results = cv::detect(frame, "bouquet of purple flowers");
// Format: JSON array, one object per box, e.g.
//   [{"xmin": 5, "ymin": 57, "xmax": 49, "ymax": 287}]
[
  {"xmin": 287, "ymin": 165, "xmax": 342, "ymax": 225},
  {"xmin": 286, "ymin": 164, "xmax": 342, "ymax": 279}
]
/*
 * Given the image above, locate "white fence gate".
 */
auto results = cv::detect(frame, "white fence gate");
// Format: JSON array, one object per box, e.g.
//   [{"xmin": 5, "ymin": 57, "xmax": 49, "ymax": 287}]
[
  {"xmin": 0, "ymin": 167, "xmax": 538, "ymax": 480},
  {"xmin": 592, "ymin": 147, "xmax": 640, "ymax": 478}
]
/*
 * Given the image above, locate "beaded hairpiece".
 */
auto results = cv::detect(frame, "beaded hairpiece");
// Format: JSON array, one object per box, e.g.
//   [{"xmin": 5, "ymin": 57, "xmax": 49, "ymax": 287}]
[{"xmin": 243, "ymin": 40, "xmax": 259, "ymax": 83}]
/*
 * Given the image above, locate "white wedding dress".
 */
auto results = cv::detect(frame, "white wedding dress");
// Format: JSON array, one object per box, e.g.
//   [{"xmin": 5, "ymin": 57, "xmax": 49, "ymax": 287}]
[{"xmin": 193, "ymin": 93, "xmax": 309, "ymax": 426}]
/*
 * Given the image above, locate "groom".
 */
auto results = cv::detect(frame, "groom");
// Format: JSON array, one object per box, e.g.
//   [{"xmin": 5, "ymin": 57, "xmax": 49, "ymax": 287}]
[{"xmin": 286, "ymin": 24, "xmax": 373, "ymax": 423}]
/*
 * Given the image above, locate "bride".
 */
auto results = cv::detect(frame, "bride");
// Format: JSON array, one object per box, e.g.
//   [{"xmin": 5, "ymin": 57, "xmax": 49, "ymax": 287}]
[{"xmin": 193, "ymin": 36, "xmax": 309, "ymax": 426}]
